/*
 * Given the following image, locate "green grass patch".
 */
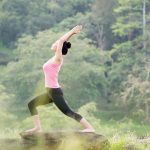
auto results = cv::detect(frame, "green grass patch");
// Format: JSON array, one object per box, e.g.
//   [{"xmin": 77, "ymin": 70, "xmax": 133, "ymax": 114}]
[{"xmin": 93, "ymin": 110, "xmax": 150, "ymax": 137}]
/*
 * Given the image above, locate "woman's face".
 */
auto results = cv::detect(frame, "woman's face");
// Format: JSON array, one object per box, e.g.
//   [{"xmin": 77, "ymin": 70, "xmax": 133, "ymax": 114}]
[{"xmin": 51, "ymin": 41, "xmax": 58, "ymax": 52}]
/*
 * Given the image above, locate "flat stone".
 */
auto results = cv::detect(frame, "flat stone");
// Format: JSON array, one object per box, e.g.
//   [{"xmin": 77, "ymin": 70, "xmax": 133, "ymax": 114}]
[
  {"xmin": 20, "ymin": 131, "xmax": 110, "ymax": 150},
  {"xmin": 0, "ymin": 131, "xmax": 110, "ymax": 150}
]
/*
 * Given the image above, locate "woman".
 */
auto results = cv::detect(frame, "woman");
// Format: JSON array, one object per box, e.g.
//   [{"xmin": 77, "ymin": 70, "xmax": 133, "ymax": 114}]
[{"xmin": 25, "ymin": 25, "xmax": 95, "ymax": 133}]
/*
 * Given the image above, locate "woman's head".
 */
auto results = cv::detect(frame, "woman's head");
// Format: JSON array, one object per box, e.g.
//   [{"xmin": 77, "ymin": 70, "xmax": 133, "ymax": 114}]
[
  {"xmin": 51, "ymin": 41, "xmax": 71, "ymax": 55},
  {"xmin": 62, "ymin": 41, "xmax": 71, "ymax": 55}
]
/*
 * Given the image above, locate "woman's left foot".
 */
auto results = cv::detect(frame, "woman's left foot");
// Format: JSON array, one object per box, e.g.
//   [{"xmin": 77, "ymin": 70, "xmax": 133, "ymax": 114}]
[{"xmin": 21, "ymin": 127, "xmax": 42, "ymax": 135}]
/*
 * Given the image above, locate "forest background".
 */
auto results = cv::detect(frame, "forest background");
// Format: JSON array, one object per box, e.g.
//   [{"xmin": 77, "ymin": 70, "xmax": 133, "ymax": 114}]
[{"xmin": 0, "ymin": 0, "xmax": 150, "ymax": 149}]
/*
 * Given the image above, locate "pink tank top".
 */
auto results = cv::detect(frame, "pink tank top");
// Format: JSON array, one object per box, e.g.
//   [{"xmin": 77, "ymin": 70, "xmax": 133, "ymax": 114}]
[{"xmin": 43, "ymin": 59, "xmax": 62, "ymax": 88}]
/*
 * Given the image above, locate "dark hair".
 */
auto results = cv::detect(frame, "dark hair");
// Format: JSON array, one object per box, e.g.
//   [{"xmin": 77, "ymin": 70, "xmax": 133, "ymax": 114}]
[{"xmin": 62, "ymin": 41, "xmax": 71, "ymax": 55}]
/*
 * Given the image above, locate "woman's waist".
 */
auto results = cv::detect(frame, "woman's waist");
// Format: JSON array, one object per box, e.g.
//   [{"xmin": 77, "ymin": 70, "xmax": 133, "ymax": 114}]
[{"xmin": 46, "ymin": 87, "xmax": 63, "ymax": 95}]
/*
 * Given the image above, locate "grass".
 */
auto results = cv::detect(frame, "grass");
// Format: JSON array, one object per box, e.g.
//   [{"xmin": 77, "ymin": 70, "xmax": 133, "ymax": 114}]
[
  {"xmin": 109, "ymin": 132, "xmax": 149, "ymax": 150},
  {"xmin": 0, "ymin": 106, "xmax": 149, "ymax": 149},
  {"xmin": 93, "ymin": 110, "xmax": 150, "ymax": 137}
]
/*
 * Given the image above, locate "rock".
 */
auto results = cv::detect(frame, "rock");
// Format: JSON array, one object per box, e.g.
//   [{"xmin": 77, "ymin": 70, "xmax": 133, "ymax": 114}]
[
  {"xmin": 0, "ymin": 139, "xmax": 23, "ymax": 150},
  {"xmin": 0, "ymin": 131, "xmax": 110, "ymax": 150},
  {"xmin": 20, "ymin": 131, "xmax": 110, "ymax": 150}
]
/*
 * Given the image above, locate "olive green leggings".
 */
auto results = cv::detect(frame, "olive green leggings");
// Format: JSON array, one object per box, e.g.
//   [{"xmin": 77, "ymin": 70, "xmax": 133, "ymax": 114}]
[{"xmin": 28, "ymin": 88, "xmax": 82, "ymax": 122}]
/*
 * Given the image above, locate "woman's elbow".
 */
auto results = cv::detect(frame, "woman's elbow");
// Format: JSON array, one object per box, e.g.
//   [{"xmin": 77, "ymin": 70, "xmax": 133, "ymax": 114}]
[{"xmin": 58, "ymin": 38, "xmax": 65, "ymax": 43}]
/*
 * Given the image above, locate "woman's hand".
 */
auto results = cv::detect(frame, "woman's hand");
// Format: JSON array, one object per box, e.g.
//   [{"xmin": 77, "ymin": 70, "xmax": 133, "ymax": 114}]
[
  {"xmin": 72, "ymin": 25, "xmax": 82, "ymax": 34},
  {"xmin": 58, "ymin": 25, "xmax": 82, "ymax": 42}
]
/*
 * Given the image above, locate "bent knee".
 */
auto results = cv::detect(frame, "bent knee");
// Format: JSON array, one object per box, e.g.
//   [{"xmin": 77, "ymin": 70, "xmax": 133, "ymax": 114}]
[{"xmin": 28, "ymin": 101, "xmax": 35, "ymax": 109}]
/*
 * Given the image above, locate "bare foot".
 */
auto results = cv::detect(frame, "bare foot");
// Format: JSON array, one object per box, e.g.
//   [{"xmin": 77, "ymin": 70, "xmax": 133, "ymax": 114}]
[
  {"xmin": 81, "ymin": 128, "xmax": 95, "ymax": 133},
  {"xmin": 24, "ymin": 127, "xmax": 42, "ymax": 134}
]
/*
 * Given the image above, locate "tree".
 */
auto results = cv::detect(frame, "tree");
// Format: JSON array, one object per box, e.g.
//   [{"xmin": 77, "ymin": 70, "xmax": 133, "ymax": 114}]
[
  {"xmin": 0, "ymin": 0, "xmax": 95, "ymax": 47},
  {"xmin": 112, "ymin": 0, "xmax": 150, "ymax": 51},
  {"xmin": 0, "ymin": 84, "xmax": 17, "ymax": 128},
  {"xmin": 0, "ymin": 0, "xmax": 29, "ymax": 45},
  {"xmin": 107, "ymin": 0, "xmax": 150, "ymax": 121},
  {"xmin": 84, "ymin": 0, "xmax": 117, "ymax": 50},
  {"xmin": 120, "ymin": 72, "xmax": 150, "ymax": 122}
]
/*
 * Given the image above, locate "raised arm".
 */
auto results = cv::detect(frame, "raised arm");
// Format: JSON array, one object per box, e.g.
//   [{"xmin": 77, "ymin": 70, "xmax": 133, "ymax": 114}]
[
  {"xmin": 59, "ymin": 25, "xmax": 82, "ymax": 42},
  {"xmin": 53, "ymin": 25, "xmax": 82, "ymax": 62}
]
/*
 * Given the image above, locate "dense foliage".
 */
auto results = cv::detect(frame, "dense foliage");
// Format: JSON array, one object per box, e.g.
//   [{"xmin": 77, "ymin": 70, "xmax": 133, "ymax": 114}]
[{"xmin": 0, "ymin": 0, "xmax": 149, "ymax": 141}]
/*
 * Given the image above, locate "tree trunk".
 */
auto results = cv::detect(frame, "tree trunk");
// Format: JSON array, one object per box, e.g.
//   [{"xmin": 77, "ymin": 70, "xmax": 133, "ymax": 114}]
[
  {"xmin": 145, "ymin": 100, "xmax": 149, "ymax": 122},
  {"xmin": 95, "ymin": 23, "xmax": 104, "ymax": 50},
  {"xmin": 143, "ymin": 0, "xmax": 146, "ymax": 50}
]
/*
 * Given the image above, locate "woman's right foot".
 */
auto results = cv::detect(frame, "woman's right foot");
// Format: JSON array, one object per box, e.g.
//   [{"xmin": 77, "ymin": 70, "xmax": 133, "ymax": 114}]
[{"xmin": 81, "ymin": 128, "xmax": 95, "ymax": 133}]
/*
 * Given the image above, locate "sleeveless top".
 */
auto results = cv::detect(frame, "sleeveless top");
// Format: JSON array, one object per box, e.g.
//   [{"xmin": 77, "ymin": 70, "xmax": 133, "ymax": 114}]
[{"xmin": 43, "ymin": 59, "xmax": 62, "ymax": 88}]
